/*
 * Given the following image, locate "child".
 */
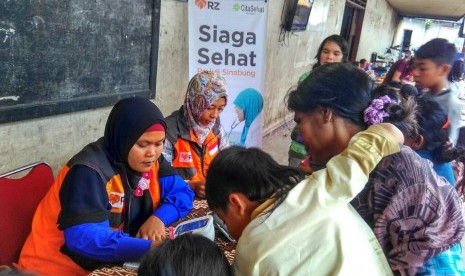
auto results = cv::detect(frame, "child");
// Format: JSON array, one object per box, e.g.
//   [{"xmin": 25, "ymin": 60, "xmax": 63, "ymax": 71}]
[
  {"xmin": 449, "ymin": 58, "xmax": 465, "ymax": 99},
  {"xmin": 405, "ymin": 94, "xmax": 464, "ymax": 185},
  {"xmin": 359, "ymin": 58, "xmax": 369, "ymax": 71},
  {"xmin": 163, "ymin": 71, "xmax": 228, "ymax": 198},
  {"xmin": 18, "ymin": 96, "xmax": 195, "ymax": 276},
  {"xmin": 138, "ymin": 234, "xmax": 232, "ymax": 276},
  {"xmin": 369, "ymin": 86, "xmax": 465, "ymax": 274},
  {"xmin": 413, "ymin": 38, "xmax": 461, "ymax": 144},
  {"xmin": 206, "ymin": 124, "xmax": 403, "ymax": 275},
  {"xmin": 405, "ymin": 94, "xmax": 465, "ymax": 274}
]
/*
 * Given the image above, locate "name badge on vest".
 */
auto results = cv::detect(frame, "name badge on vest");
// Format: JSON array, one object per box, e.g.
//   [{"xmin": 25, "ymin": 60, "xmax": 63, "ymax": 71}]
[
  {"xmin": 109, "ymin": 192, "xmax": 125, "ymax": 208},
  {"xmin": 179, "ymin": 151, "xmax": 193, "ymax": 163},
  {"xmin": 208, "ymin": 142, "xmax": 219, "ymax": 156}
]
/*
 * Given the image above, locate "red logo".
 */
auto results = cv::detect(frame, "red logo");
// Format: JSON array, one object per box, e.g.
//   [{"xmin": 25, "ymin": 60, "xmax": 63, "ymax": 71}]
[
  {"xmin": 109, "ymin": 193, "xmax": 121, "ymax": 205},
  {"xmin": 195, "ymin": 0, "xmax": 206, "ymax": 9}
]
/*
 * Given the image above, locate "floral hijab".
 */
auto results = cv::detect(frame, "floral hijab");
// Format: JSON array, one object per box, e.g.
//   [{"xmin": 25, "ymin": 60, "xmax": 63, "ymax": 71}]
[{"xmin": 184, "ymin": 71, "xmax": 228, "ymax": 144}]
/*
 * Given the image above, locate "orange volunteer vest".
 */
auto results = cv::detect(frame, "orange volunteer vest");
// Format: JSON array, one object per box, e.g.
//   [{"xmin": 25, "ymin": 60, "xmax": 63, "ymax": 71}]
[
  {"xmin": 18, "ymin": 163, "xmax": 161, "ymax": 276},
  {"xmin": 170, "ymin": 129, "xmax": 219, "ymax": 182}
]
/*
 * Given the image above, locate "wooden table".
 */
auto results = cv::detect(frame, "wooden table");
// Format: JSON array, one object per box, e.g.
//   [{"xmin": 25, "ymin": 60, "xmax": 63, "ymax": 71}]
[{"xmin": 89, "ymin": 199, "xmax": 236, "ymax": 276}]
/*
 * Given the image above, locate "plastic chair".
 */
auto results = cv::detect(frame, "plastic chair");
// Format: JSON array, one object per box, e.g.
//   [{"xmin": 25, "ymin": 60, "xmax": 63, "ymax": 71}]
[{"xmin": 0, "ymin": 162, "xmax": 54, "ymax": 266}]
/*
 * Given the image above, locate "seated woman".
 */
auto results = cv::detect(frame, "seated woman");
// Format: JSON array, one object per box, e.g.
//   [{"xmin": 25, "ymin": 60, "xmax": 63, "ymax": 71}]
[
  {"xmin": 382, "ymin": 56, "xmax": 415, "ymax": 87},
  {"xmin": 18, "ymin": 96, "xmax": 195, "ymax": 276},
  {"xmin": 138, "ymin": 234, "xmax": 232, "ymax": 276},
  {"xmin": 292, "ymin": 63, "xmax": 463, "ymax": 274},
  {"xmin": 206, "ymin": 123, "xmax": 404, "ymax": 275},
  {"xmin": 163, "ymin": 71, "xmax": 228, "ymax": 198}
]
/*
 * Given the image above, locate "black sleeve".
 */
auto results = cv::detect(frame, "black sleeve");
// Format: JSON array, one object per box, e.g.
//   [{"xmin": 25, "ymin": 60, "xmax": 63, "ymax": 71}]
[
  {"xmin": 58, "ymin": 165, "xmax": 111, "ymax": 230},
  {"xmin": 158, "ymin": 153, "xmax": 176, "ymax": 177}
]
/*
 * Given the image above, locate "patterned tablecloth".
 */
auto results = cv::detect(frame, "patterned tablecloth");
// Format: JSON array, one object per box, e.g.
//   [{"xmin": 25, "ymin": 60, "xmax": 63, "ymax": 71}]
[{"xmin": 89, "ymin": 199, "xmax": 236, "ymax": 276}]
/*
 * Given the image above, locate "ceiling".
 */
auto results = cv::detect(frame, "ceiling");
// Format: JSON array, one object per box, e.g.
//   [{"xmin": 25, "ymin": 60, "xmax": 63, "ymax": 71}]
[{"xmin": 386, "ymin": 0, "xmax": 465, "ymax": 21}]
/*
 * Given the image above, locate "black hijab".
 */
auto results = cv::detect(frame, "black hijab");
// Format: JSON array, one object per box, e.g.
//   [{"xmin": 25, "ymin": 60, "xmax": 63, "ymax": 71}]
[
  {"xmin": 103, "ymin": 96, "xmax": 167, "ymax": 165},
  {"xmin": 103, "ymin": 96, "xmax": 175, "ymax": 236}
]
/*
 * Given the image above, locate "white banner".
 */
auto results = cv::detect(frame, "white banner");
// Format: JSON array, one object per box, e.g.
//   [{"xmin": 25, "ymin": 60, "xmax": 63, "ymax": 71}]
[{"xmin": 188, "ymin": 0, "xmax": 268, "ymax": 148}]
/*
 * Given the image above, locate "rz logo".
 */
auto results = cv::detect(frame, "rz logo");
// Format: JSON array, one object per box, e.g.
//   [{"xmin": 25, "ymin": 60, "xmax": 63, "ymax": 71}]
[
  {"xmin": 179, "ymin": 152, "xmax": 193, "ymax": 163},
  {"xmin": 207, "ymin": 1, "xmax": 220, "ymax": 10},
  {"xmin": 195, "ymin": 0, "xmax": 220, "ymax": 10},
  {"xmin": 195, "ymin": 0, "xmax": 206, "ymax": 9},
  {"xmin": 109, "ymin": 192, "xmax": 124, "ymax": 208}
]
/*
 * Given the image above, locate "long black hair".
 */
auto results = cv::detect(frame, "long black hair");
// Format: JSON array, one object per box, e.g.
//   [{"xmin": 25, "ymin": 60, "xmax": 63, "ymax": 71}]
[
  {"xmin": 288, "ymin": 63, "xmax": 418, "ymax": 139},
  {"xmin": 415, "ymin": 95, "xmax": 465, "ymax": 163},
  {"xmin": 205, "ymin": 146, "xmax": 306, "ymax": 213},
  {"xmin": 448, "ymin": 59, "xmax": 465, "ymax": 82},
  {"xmin": 312, "ymin": 35, "xmax": 349, "ymax": 70},
  {"xmin": 288, "ymin": 63, "xmax": 373, "ymax": 128},
  {"xmin": 369, "ymin": 84, "xmax": 418, "ymax": 139}
]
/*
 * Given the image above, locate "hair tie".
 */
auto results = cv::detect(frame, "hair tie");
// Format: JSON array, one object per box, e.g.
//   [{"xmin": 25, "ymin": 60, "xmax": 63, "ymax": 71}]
[
  {"xmin": 441, "ymin": 117, "xmax": 450, "ymax": 129},
  {"xmin": 363, "ymin": 95, "xmax": 393, "ymax": 125}
]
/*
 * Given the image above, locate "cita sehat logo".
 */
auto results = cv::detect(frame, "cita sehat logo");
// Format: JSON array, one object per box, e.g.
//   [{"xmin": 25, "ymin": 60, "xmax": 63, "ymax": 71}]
[{"xmin": 195, "ymin": 0, "xmax": 207, "ymax": 9}]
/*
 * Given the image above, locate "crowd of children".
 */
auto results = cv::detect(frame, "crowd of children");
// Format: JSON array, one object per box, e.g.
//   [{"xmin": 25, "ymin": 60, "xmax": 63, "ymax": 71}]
[{"xmin": 9, "ymin": 36, "xmax": 465, "ymax": 276}]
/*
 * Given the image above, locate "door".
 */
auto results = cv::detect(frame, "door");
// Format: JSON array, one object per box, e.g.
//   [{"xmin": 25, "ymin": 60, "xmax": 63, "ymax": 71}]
[
  {"xmin": 340, "ymin": 1, "xmax": 366, "ymax": 61},
  {"xmin": 401, "ymin": 29, "xmax": 413, "ymax": 52}
]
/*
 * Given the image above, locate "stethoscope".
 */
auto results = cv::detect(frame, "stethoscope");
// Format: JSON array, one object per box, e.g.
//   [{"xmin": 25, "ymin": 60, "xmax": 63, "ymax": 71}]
[
  {"xmin": 226, "ymin": 117, "xmax": 241, "ymax": 139},
  {"xmin": 230, "ymin": 117, "xmax": 241, "ymax": 129}
]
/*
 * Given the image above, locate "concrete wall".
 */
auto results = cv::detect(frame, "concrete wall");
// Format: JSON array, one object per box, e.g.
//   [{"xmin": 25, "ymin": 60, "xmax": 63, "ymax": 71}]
[
  {"xmin": 356, "ymin": 0, "xmax": 400, "ymax": 62},
  {"xmin": 393, "ymin": 18, "xmax": 463, "ymax": 52},
  {"xmin": 262, "ymin": 0, "xmax": 345, "ymax": 130},
  {"xmin": 0, "ymin": 0, "xmax": 396, "ymax": 175},
  {"xmin": 155, "ymin": 0, "xmax": 189, "ymax": 115}
]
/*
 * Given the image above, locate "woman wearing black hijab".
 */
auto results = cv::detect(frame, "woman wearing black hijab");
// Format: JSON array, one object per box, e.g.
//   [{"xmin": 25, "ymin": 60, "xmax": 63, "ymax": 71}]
[{"xmin": 19, "ymin": 96, "xmax": 195, "ymax": 276}]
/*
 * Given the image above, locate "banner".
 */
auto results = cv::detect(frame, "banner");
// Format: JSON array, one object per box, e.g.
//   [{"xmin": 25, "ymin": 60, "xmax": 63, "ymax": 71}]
[{"xmin": 189, "ymin": 0, "xmax": 268, "ymax": 148}]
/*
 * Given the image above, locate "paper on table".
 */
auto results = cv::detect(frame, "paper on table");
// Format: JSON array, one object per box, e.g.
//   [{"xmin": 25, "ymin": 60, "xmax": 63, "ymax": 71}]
[{"xmin": 123, "ymin": 262, "xmax": 140, "ymax": 270}]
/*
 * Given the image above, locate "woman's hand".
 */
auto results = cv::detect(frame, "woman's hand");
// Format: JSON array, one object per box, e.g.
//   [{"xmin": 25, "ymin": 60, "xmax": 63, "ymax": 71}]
[
  {"xmin": 188, "ymin": 180, "xmax": 206, "ymax": 198},
  {"xmin": 136, "ymin": 215, "xmax": 166, "ymax": 244},
  {"xmin": 150, "ymin": 239, "xmax": 164, "ymax": 248}
]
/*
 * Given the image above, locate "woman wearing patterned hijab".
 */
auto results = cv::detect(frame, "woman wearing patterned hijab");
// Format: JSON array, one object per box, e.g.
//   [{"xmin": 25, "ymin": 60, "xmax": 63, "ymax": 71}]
[{"xmin": 164, "ymin": 70, "xmax": 228, "ymax": 198}]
